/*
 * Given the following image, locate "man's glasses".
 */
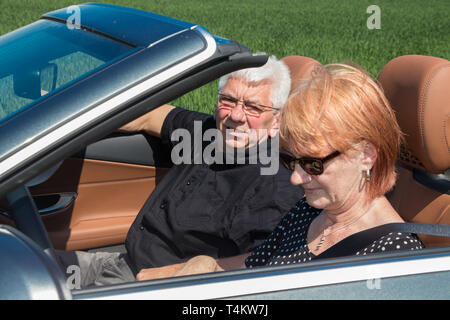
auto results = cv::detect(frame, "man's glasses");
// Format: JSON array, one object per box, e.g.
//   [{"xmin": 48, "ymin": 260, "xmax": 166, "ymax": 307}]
[
  {"xmin": 218, "ymin": 93, "xmax": 278, "ymax": 117},
  {"xmin": 279, "ymin": 150, "xmax": 341, "ymax": 175}
]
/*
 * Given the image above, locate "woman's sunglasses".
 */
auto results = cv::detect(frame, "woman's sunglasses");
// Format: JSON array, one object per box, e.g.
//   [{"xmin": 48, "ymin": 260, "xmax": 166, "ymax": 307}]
[{"xmin": 279, "ymin": 150, "xmax": 341, "ymax": 175}]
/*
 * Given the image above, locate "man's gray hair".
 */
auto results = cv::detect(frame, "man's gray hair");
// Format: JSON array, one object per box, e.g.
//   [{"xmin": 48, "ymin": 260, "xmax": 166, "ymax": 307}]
[{"xmin": 218, "ymin": 53, "xmax": 291, "ymax": 110}]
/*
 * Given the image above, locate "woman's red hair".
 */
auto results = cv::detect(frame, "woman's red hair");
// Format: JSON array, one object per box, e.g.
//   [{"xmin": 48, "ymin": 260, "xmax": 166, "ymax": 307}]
[{"xmin": 280, "ymin": 63, "xmax": 403, "ymax": 201}]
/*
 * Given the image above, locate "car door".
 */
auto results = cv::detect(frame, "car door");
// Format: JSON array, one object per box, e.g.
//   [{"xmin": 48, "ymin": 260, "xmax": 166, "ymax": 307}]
[
  {"xmin": 0, "ymin": 133, "xmax": 172, "ymax": 250},
  {"xmin": 71, "ymin": 247, "xmax": 450, "ymax": 300}
]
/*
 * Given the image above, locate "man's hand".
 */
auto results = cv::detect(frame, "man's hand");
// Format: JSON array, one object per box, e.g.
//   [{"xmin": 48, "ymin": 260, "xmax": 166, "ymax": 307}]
[
  {"xmin": 136, "ymin": 255, "xmax": 224, "ymax": 281},
  {"xmin": 136, "ymin": 262, "xmax": 185, "ymax": 281},
  {"xmin": 173, "ymin": 255, "xmax": 224, "ymax": 276}
]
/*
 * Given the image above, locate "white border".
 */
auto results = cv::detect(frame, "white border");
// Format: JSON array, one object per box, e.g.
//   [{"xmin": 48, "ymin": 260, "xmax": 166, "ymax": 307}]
[{"xmin": 0, "ymin": 26, "xmax": 216, "ymax": 180}]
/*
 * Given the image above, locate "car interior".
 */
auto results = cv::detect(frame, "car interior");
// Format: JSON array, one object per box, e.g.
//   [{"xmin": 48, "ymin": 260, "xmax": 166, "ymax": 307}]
[
  {"xmin": 0, "ymin": 53, "xmax": 448, "ymax": 288},
  {"xmin": 378, "ymin": 55, "xmax": 450, "ymax": 248}
]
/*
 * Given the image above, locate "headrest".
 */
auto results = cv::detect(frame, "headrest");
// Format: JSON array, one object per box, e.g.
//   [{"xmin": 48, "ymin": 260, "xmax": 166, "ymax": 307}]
[
  {"xmin": 378, "ymin": 55, "xmax": 450, "ymax": 174},
  {"xmin": 281, "ymin": 56, "xmax": 322, "ymax": 93}
]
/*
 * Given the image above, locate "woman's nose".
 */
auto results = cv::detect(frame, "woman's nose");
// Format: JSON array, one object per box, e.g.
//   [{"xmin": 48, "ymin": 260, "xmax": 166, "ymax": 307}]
[{"xmin": 290, "ymin": 164, "xmax": 312, "ymax": 185}]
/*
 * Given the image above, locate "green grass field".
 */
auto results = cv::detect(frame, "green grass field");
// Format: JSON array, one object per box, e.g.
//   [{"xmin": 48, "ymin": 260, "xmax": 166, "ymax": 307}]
[{"xmin": 1, "ymin": 0, "xmax": 449, "ymax": 114}]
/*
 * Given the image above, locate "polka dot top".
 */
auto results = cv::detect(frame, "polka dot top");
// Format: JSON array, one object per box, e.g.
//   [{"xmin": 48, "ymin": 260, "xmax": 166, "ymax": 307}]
[{"xmin": 245, "ymin": 198, "xmax": 424, "ymax": 268}]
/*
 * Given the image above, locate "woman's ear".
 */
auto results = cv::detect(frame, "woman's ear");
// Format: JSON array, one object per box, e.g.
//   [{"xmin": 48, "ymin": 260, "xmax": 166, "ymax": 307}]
[{"xmin": 361, "ymin": 141, "xmax": 377, "ymax": 170}]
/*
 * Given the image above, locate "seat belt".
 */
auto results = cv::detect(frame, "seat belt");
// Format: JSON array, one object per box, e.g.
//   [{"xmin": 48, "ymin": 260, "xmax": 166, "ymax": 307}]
[{"xmin": 317, "ymin": 223, "xmax": 450, "ymax": 259}]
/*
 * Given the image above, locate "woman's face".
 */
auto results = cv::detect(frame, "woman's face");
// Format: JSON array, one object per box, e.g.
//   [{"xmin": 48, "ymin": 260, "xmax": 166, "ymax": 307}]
[{"xmin": 290, "ymin": 148, "xmax": 367, "ymax": 213}]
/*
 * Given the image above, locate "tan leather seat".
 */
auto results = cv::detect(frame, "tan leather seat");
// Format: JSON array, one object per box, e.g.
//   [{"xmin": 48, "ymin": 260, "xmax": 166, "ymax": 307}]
[
  {"xmin": 281, "ymin": 56, "xmax": 322, "ymax": 93},
  {"xmin": 378, "ymin": 55, "xmax": 450, "ymax": 247}
]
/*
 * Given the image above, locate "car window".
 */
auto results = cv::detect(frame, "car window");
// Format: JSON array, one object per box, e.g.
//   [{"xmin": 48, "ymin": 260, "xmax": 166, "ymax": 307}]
[{"xmin": 0, "ymin": 19, "xmax": 133, "ymax": 123}]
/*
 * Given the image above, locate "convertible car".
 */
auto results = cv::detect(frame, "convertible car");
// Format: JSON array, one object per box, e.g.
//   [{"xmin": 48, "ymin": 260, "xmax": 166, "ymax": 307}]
[{"xmin": 0, "ymin": 3, "xmax": 448, "ymax": 300}]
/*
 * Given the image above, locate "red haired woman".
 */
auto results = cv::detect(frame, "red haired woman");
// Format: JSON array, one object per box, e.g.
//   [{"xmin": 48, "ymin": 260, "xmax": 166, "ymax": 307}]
[{"xmin": 246, "ymin": 63, "xmax": 423, "ymax": 267}]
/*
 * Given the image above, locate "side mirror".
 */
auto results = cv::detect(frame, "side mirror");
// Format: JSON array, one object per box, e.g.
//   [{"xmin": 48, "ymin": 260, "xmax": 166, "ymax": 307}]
[{"xmin": 13, "ymin": 63, "xmax": 58, "ymax": 100}]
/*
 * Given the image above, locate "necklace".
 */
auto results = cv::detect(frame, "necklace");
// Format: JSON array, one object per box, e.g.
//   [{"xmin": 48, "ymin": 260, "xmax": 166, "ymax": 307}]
[{"xmin": 314, "ymin": 204, "xmax": 373, "ymax": 252}]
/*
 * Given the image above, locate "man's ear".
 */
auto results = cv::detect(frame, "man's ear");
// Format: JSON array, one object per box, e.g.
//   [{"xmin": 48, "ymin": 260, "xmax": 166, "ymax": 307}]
[
  {"xmin": 361, "ymin": 141, "xmax": 377, "ymax": 170},
  {"xmin": 268, "ymin": 112, "xmax": 280, "ymax": 138},
  {"xmin": 213, "ymin": 105, "xmax": 218, "ymax": 120}
]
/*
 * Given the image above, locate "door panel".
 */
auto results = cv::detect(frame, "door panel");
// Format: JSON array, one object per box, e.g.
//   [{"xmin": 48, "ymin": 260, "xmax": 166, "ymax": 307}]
[
  {"xmin": 74, "ymin": 133, "xmax": 173, "ymax": 168},
  {"xmin": 32, "ymin": 158, "xmax": 169, "ymax": 250},
  {"xmin": 0, "ymin": 134, "xmax": 171, "ymax": 251}
]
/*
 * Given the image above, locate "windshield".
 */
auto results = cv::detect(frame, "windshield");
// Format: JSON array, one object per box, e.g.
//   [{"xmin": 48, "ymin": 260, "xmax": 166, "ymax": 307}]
[{"xmin": 0, "ymin": 19, "xmax": 133, "ymax": 123}]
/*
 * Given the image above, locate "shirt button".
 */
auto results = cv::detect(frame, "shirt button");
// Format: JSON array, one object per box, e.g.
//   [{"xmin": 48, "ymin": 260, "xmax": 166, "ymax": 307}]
[
  {"xmin": 139, "ymin": 226, "xmax": 144, "ymax": 231},
  {"xmin": 160, "ymin": 201, "xmax": 167, "ymax": 209},
  {"xmin": 186, "ymin": 180, "xmax": 191, "ymax": 186}
]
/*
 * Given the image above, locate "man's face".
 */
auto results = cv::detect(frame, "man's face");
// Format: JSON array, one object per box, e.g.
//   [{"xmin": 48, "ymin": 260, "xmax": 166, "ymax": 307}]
[{"xmin": 214, "ymin": 77, "xmax": 279, "ymax": 149}]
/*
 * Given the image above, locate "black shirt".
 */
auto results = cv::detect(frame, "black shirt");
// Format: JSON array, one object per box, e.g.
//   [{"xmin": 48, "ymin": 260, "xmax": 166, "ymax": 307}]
[
  {"xmin": 245, "ymin": 198, "xmax": 424, "ymax": 268},
  {"xmin": 126, "ymin": 108, "xmax": 303, "ymax": 273}
]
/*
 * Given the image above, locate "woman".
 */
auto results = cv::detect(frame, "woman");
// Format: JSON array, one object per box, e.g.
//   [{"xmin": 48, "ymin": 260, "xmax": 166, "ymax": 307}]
[
  {"xmin": 136, "ymin": 63, "xmax": 423, "ymax": 280},
  {"xmin": 246, "ymin": 63, "xmax": 423, "ymax": 268}
]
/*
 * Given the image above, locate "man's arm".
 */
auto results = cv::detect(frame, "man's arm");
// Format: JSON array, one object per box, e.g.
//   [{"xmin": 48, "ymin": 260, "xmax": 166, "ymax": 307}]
[
  {"xmin": 118, "ymin": 104, "xmax": 175, "ymax": 137},
  {"xmin": 136, "ymin": 254, "xmax": 249, "ymax": 281}
]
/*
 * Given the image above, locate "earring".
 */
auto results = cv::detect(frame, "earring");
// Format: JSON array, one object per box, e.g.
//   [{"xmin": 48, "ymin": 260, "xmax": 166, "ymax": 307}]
[{"xmin": 365, "ymin": 169, "xmax": 371, "ymax": 181}]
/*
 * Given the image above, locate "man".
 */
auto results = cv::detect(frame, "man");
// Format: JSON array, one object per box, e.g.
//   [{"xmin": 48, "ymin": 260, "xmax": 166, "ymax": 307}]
[{"xmin": 59, "ymin": 55, "xmax": 303, "ymax": 287}]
